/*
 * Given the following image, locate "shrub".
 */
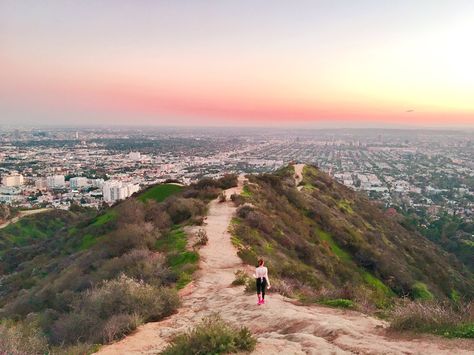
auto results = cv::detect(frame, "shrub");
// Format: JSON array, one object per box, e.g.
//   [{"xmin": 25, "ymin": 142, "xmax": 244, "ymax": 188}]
[
  {"xmin": 161, "ymin": 314, "xmax": 256, "ymax": 355},
  {"xmin": 98, "ymin": 249, "xmax": 174, "ymax": 286},
  {"xmin": 77, "ymin": 275, "xmax": 179, "ymax": 322},
  {"xmin": 51, "ymin": 343, "xmax": 100, "ymax": 355},
  {"xmin": 101, "ymin": 313, "xmax": 142, "ymax": 343},
  {"xmin": 50, "ymin": 311, "xmax": 102, "ymax": 345},
  {"xmin": 218, "ymin": 192, "xmax": 227, "ymax": 203},
  {"xmin": 412, "ymin": 282, "xmax": 434, "ymax": 300},
  {"xmin": 51, "ymin": 275, "xmax": 180, "ymax": 345},
  {"xmin": 320, "ymin": 299, "xmax": 354, "ymax": 309},
  {"xmin": 0, "ymin": 319, "xmax": 49, "ymax": 355},
  {"xmin": 100, "ymin": 223, "xmax": 155, "ymax": 257},
  {"xmin": 390, "ymin": 299, "xmax": 474, "ymax": 338},
  {"xmin": 230, "ymin": 193, "xmax": 244, "ymax": 206},
  {"xmin": 231, "ymin": 269, "xmax": 257, "ymax": 293},
  {"xmin": 165, "ymin": 198, "xmax": 206, "ymax": 224},
  {"xmin": 232, "ymin": 269, "xmax": 250, "ymax": 286},
  {"xmin": 217, "ymin": 174, "xmax": 238, "ymax": 189},
  {"xmin": 193, "ymin": 229, "xmax": 208, "ymax": 248}
]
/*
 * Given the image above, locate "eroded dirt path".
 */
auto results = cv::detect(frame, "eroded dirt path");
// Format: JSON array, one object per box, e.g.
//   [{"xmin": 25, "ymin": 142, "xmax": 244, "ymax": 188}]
[
  {"xmin": 98, "ymin": 175, "xmax": 474, "ymax": 355},
  {"xmin": 294, "ymin": 163, "xmax": 305, "ymax": 191}
]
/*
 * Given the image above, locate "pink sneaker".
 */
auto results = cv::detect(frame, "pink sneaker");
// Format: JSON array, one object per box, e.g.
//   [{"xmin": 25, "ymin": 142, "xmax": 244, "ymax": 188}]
[{"xmin": 260, "ymin": 299, "xmax": 265, "ymax": 305}]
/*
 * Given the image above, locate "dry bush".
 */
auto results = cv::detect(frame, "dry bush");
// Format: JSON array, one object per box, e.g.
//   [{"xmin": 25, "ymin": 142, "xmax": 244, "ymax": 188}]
[
  {"xmin": 101, "ymin": 223, "xmax": 155, "ymax": 257},
  {"xmin": 116, "ymin": 199, "xmax": 146, "ymax": 225},
  {"xmin": 98, "ymin": 249, "xmax": 175, "ymax": 286},
  {"xmin": 193, "ymin": 229, "xmax": 208, "ymax": 248},
  {"xmin": 217, "ymin": 174, "xmax": 238, "ymax": 189},
  {"xmin": 165, "ymin": 197, "xmax": 207, "ymax": 224},
  {"xmin": 230, "ymin": 193, "xmax": 244, "ymax": 206},
  {"xmin": 77, "ymin": 275, "xmax": 179, "ymax": 322},
  {"xmin": 144, "ymin": 200, "xmax": 172, "ymax": 229},
  {"xmin": 390, "ymin": 299, "xmax": 474, "ymax": 334},
  {"xmin": 101, "ymin": 313, "xmax": 142, "ymax": 343},
  {"xmin": 218, "ymin": 192, "xmax": 227, "ymax": 203},
  {"xmin": 0, "ymin": 319, "xmax": 49, "ymax": 355},
  {"xmin": 51, "ymin": 275, "xmax": 179, "ymax": 345},
  {"xmin": 50, "ymin": 311, "xmax": 101, "ymax": 345}
]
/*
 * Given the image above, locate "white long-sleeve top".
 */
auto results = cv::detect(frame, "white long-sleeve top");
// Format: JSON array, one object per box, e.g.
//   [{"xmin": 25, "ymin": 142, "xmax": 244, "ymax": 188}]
[{"xmin": 255, "ymin": 266, "xmax": 270, "ymax": 285}]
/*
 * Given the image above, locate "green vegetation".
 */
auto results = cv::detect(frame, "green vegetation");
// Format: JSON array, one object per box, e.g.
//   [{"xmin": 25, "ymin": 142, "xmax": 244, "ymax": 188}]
[
  {"xmin": 362, "ymin": 272, "xmax": 393, "ymax": 297},
  {"xmin": 317, "ymin": 229, "xmax": 351, "ymax": 262},
  {"xmin": 138, "ymin": 183, "xmax": 183, "ymax": 202},
  {"xmin": 231, "ymin": 164, "xmax": 474, "ymax": 316},
  {"xmin": 337, "ymin": 199, "xmax": 354, "ymax": 214},
  {"xmin": 241, "ymin": 184, "xmax": 252, "ymax": 197},
  {"xmin": 0, "ymin": 177, "xmax": 219, "ymax": 353},
  {"xmin": 412, "ymin": 282, "xmax": 434, "ymax": 301},
  {"xmin": 90, "ymin": 210, "xmax": 117, "ymax": 227},
  {"xmin": 0, "ymin": 211, "xmax": 69, "ymax": 248},
  {"xmin": 161, "ymin": 314, "xmax": 257, "ymax": 355},
  {"xmin": 403, "ymin": 212, "xmax": 474, "ymax": 272},
  {"xmin": 320, "ymin": 299, "xmax": 354, "ymax": 309},
  {"xmin": 157, "ymin": 226, "xmax": 199, "ymax": 289},
  {"xmin": 156, "ymin": 226, "xmax": 188, "ymax": 252}
]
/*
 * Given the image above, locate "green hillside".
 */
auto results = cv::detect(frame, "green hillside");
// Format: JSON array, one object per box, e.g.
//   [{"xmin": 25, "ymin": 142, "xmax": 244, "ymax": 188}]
[
  {"xmin": 231, "ymin": 165, "xmax": 474, "ymax": 308},
  {"xmin": 0, "ymin": 177, "xmax": 235, "ymax": 353}
]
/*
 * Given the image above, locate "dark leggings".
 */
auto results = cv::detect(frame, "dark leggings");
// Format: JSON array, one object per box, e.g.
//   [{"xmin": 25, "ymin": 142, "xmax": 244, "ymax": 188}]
[{"xmin": 256, "ymin": 277, "xmax": 267, "ymax": 299}]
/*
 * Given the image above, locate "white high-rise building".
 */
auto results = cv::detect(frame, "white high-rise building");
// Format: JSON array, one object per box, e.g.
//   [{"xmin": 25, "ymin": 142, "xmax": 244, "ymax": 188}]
[
  {"xmin": 46, "ymin": 175, "xmax": 66, "ymax": 189},
  {"xmin": 2, "ymin": 174, "xmax": 24, "ymax": 187},
  {"xmin": 70, "ymin": 177, "xmax": 88, "ymax": 189},
  {"xmin": 102, "ymin": 181, "xmax": 140, "ymax": 203}
]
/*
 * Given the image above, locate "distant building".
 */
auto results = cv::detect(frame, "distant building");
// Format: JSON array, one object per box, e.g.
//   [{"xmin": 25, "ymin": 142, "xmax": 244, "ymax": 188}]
[
  {"xmin": 0, "ymin": 186, "xmax": 23, "ymax": 204},
  {"xmin": 2, "ymin": 174, "xmax": 24, "ymax": 187},
  {"xmin": 129, "ymin": 152, "xmax": 141, "ymax": 161},
  {"xmin": 102, "ymin": 181, "xmax": 139, "ymax": 203},
  {"xmin": 91, "ymin": 178, "xmax": 105, "ymax": 188},
  {"xmin": 70, "ymin": 177, "xmax": 88, "ymax": 189},
  {"xmin": 47, "ymin": 175, "xmax": 66, "ymax": 189},
  {"xmin": 35, "ymin": 178, "xmax": 48, "ymax": 190}
]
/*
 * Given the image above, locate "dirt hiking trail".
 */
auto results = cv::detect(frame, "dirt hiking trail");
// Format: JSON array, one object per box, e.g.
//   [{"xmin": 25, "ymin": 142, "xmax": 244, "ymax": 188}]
[{"xmin": 98, "ymin": 174, "xmax": 473, "ymax": 355}]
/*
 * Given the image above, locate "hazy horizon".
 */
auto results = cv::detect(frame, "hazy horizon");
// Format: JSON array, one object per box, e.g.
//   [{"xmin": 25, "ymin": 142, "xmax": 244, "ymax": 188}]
[{"xmin": 1, "ymin": 1, "xmax": 473, "ymax": 127}]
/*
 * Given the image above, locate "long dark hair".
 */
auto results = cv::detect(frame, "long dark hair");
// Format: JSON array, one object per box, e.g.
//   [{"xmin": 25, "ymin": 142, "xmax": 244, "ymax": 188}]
[{"xmin": 258, "ymin": 258, "xmax": 264, "ymax": 267}]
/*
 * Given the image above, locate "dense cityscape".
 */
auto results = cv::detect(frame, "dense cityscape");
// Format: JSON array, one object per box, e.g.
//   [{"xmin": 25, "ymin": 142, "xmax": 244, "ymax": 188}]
[{"xmin": 0, "ymin": 127, "xmax": 473, "ymax": 224}]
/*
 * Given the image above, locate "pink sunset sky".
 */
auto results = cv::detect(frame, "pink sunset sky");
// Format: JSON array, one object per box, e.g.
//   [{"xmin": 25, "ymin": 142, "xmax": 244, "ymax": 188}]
[{"xmin": 1, "ymin": 1, "xmax": 473, "ymax": 127}]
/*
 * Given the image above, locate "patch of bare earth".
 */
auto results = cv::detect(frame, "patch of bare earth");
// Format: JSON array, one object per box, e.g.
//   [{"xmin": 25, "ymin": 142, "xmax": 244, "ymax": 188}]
[{"xmin": 97, "ymin": 175, "xmax": 474, "ymax": 355}]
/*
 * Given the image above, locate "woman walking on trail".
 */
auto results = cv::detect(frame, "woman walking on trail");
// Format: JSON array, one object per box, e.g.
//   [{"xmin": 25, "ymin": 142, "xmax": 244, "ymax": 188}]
[{"xmin": 255, "ymin": 258, "xmax": 270, "ymax": 305}]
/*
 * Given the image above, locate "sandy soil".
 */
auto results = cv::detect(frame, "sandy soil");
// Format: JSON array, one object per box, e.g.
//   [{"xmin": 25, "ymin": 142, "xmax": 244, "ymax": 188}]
[
  {"xmin": 97, "ymin": 175, "xmax": 474, "ymax": 355},
  {"xmin": 294, "ymin": 163, "xmax": 305, "ymax": 191}
]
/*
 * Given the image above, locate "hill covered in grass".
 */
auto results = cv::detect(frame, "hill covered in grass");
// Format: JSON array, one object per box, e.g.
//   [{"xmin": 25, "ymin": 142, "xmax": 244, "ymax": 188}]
[
  {"xmin": 0, "ymin": 178, "xmax": 236, "ymax": 354},
  {"xmin": 231, "ymin": 165, "xmax": 474, "ymax": 309}
]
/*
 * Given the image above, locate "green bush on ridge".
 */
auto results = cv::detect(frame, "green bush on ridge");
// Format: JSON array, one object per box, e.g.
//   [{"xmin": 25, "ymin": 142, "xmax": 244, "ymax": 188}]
[{"xmin": 161, "ymin": 314, "xmax": 256, "ymax": 355}]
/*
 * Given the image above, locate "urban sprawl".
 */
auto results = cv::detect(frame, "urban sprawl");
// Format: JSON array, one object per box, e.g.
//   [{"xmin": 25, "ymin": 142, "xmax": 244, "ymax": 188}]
[{"xmin": 1, "ymin": 127, "xmax": 473, "ymax": 223}]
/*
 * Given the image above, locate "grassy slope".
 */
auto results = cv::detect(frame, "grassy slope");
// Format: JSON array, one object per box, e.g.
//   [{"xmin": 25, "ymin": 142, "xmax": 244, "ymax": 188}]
[
  {"xmin": 0, "ymin": 182, "xmax": 194, "ymax": 335},
  {"xmin": 138, "ymin": 184, "xmax": 183, "ymax": 202},
  {"xmin": 231, "ymin": 165, "xmax": 474, "ymax": 309}
]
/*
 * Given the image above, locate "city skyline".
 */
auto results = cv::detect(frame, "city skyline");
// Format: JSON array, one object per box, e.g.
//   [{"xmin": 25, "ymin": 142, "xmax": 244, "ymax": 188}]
[{"xmin": 1, "ymin": 1, "xmax": 474, "ymax": 127}]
